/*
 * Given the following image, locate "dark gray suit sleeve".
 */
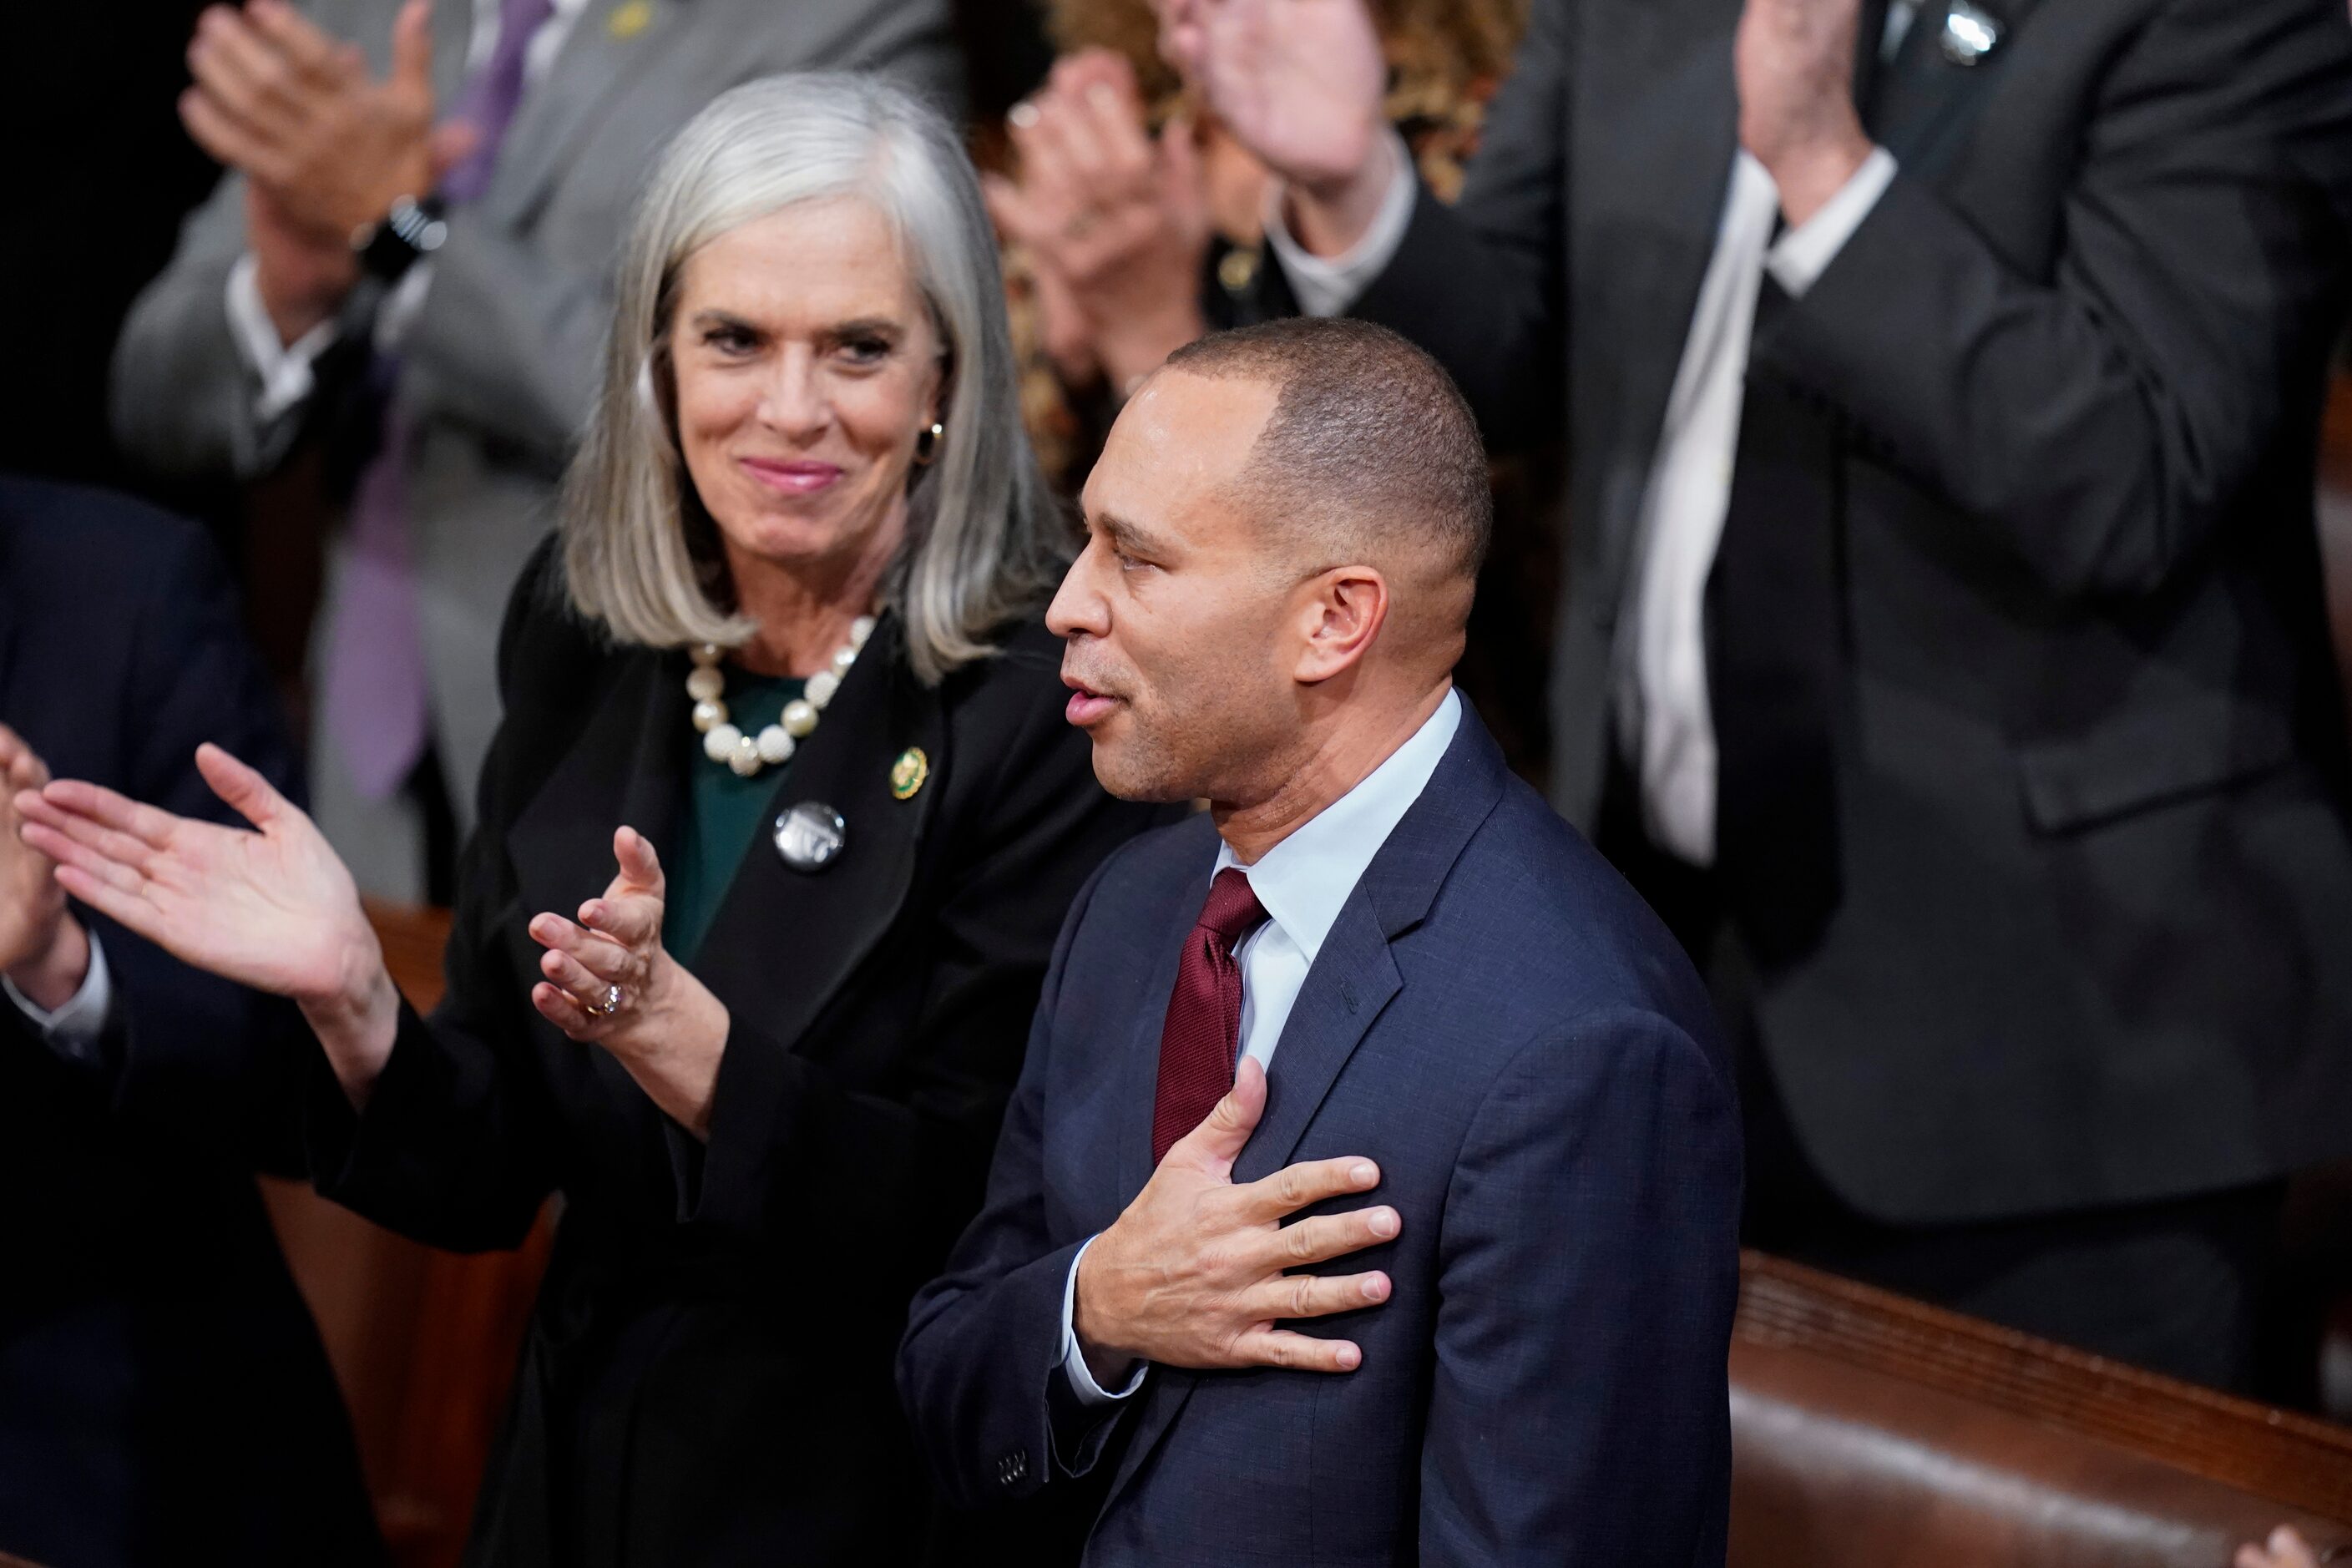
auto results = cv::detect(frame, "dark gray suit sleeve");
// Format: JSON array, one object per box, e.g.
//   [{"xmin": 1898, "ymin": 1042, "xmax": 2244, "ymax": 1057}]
[
  {"xmin": 1347, "ymin": 0, "xmax": 1571, "ymax": 448},
  {"xmin": 1754, "ymin": 0, "xmax": 2352, "ymax": 602},
  {"xmin": 1419, "ymin": 1009, "xmax": 1742, "ymax": 1565},
  {"xmin": 109, "ymin": 171, "xmax": 287, "ymax": 481}
]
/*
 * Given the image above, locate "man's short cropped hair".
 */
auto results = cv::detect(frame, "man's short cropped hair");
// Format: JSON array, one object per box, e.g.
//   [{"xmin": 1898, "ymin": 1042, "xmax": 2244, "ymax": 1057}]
[{"xmin": 1161, "ymin": 317, "xmax": 1492, "ymax": 581}]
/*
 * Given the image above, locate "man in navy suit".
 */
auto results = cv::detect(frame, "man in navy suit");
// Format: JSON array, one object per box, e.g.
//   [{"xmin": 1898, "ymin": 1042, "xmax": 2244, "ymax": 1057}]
[
  {"xmin": 0, "ymin": 478, "xmax": 382, "ymax": 1565},
  {"xmin": 898, "ymin": 319, "xmax": 1743, "ymax": 1564}
]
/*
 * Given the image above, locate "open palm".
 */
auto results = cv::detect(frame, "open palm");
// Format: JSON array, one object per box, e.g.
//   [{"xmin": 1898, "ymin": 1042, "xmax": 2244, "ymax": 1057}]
[
  {"xmin": 15, "ymin": 743, "xmax": 374, "ymax": 1004},
  {"xmin": 1161, "ymin": 0, "xmax": 1387, "ymax": 190}
]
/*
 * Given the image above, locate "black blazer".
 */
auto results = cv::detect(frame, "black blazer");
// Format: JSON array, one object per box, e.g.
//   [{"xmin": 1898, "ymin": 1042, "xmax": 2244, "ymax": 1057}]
[
  {"xmin": 303, "ymin": 541, "xmax": 1171, "ymax": 1567},
  {"xmin": 1332, "ymin": 0, "xmax": 2352, "ymax": 1222},
  {"xmin": 0, "ymin": 479, "xmax": 381, "ymax": 1566}
]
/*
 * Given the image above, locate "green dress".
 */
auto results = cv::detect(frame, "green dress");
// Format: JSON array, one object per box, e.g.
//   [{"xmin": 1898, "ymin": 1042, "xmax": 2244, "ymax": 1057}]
[{"xmin": 664, "ymin": 673, "xmax": 804, "ymax": 966}]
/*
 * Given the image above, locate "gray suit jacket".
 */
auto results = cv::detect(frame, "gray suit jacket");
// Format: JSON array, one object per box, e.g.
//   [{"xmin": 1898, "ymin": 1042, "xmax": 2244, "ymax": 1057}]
[{"xmin": 111, "ymin": 0, "xmax": 958, "ymax": 816}]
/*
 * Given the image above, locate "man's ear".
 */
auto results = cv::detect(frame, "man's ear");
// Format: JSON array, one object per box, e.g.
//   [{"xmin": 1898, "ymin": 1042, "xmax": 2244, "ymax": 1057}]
[{"xmin": 1291, "ymin": 565, "xmax": 1389, "ymax": 685}]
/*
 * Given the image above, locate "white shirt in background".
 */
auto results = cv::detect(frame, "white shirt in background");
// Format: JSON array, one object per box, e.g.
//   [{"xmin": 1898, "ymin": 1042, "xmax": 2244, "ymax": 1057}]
[{"xmin": 1267, "ymin": 5, "xmax": 1918, "ymax": 865}]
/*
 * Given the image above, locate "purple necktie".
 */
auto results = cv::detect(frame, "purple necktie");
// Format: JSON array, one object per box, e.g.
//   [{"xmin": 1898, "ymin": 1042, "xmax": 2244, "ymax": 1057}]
[{"xmin": 321, "ymin": 0, "xmax": 557, "ymax": 801}]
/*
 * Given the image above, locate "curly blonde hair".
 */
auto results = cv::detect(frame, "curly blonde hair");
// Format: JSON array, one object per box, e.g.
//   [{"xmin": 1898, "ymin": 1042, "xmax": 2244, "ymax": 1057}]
[{"xmin": 1040, "ymin": 0, "xmax": 1526, "ymax": 199}]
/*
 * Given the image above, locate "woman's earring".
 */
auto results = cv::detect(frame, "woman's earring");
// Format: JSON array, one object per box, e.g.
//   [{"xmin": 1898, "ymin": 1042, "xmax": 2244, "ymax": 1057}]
[{"xmin": 913, "ymin": 422, "xmax": 945, "ymax": 466}]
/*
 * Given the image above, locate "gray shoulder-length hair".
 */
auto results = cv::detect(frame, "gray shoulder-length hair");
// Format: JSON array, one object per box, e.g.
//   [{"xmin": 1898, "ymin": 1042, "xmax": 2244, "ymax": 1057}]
[{"xmin": 559, "ymin": 73, "xmax": 1069, "ymax": 685}]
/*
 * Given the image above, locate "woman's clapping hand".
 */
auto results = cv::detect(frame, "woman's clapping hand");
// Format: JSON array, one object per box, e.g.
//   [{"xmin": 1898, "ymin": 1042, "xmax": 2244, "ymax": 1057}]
[{"xmin": 527, "ymin": 827, "xmax": 732, "ymax": 1140}]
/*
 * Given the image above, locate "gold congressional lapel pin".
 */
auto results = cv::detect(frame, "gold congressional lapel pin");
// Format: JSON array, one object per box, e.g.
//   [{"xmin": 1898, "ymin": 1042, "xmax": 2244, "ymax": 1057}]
[
  {"xmin": 890, "ymin": 747, "xmax": 930, "ymax": 802},
  {"xmin": 608, "ymin": 0, "xmax": 654, "ymax": 40}
]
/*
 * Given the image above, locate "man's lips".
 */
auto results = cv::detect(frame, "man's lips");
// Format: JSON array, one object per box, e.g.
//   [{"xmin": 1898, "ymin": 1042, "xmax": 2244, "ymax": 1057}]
[
  {"xmin": 1061, "ymin": 675, "xmax": 1122, "ymax": 727},
  {"xmin": 739, "ymin": 457, "xmax": 843, "ymax": 495}
]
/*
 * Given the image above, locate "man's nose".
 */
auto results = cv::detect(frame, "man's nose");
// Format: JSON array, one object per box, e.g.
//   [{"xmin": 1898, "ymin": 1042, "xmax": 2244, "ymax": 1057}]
[{"xmin": 1045, "ymin": 550, "xmax": 1106, "ymax": 640}]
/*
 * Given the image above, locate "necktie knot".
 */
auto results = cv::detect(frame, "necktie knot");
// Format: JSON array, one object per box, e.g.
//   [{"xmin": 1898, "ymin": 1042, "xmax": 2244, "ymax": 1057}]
[{"xmin": 1197, "ymin": 867, "xmax": 1269, "ymax": 950}]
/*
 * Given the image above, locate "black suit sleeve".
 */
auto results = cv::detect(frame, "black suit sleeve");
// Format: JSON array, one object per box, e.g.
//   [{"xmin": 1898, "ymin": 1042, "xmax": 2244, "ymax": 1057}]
[
  {"xmin": 301, "ymin": 560, "xmax": 566, "ymax": 1252},
  {"xmin": 70, "ymin": 514, "xmax": 315, "ymax": 1176},
  {"xmin": 1344, "ymin": 0, "xmax": 1572, "ymax": 448},
  {"xmin": 895, "ymin": 848, "xmax": 1121, "ymax": 1510},
  {"xmin": 1756, "ymin": 0, "xmax": 2352, "ymax": 601}
]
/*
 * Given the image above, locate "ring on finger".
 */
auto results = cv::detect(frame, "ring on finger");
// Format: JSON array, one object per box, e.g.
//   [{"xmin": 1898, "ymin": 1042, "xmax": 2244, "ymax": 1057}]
[{"xmin": 584, "ymin": 983, "xmax": 624, "ymax": 1018}]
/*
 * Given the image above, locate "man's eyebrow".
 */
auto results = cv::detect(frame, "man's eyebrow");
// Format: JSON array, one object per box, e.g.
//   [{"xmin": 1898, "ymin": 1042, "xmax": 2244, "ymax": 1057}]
[{"xmin": 1094, "ymin": 508, "xmax": 1177, "ymax": 559}]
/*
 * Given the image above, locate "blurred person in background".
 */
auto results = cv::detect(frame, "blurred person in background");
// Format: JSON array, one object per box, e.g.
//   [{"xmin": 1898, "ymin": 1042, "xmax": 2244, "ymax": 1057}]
[
  {"xmin": 1173, "ymin": 0, "xmax": 2352, "ymax": 1396},
  {"xmin": 984, "ymin": 0, "xmax": 1520, "ymax": 488},
  {"xmin": 112, "ymin": 0, "xmax": 959, "ymax": 903},
  {"xmin": 29, "ymin": 78, "xmax": 1166, "ymax": 1566},
  {"xmin": 986, "ymin": 0, "xmax": 1560, "ymax": 776},
  {"xmin": 0, "ymin": 478, "xmax": 380, "ymax": 1567}
]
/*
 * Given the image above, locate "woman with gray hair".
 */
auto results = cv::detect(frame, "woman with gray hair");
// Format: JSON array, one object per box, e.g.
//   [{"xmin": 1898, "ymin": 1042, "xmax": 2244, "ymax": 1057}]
[{"xmin": 20, "ymin": 74, "xmax": 1166, "ymax": 1564}]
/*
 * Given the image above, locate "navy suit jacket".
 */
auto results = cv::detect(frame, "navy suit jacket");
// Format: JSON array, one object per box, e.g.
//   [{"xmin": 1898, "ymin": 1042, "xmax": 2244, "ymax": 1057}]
[
  {"xmin": 899, "ymin": 703, "xmax": 1742, "ymax": 1565},
  {"xmin": 0, "ymin": 478, "xmax": 381, "ymax": 1565}
]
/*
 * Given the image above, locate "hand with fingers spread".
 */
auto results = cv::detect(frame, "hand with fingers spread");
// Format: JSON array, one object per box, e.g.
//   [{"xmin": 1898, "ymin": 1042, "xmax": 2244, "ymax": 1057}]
[
  {"xmin": 989, "ymin": 50, "xmax": 1212, "ymax": 392},
  {"xmin": 1075, "ymin": 1056, "xmax": 1396, "ymax": 1380},
  {"xmin": 14, "ymin": 742, "xmax": 398, "ymax": 1102},
  {"xmin": 0, "ymin": 725, "xmax": 91, "ymax": 1011},
  {"xmin": 524, "ymin": 827, "xmax": 732, "ymax": 1140},
  {"xmin": 1154, "ymin": 0, "xmax": 1393, "ymax": 256},
  {"xmin": 181, "ymin": 0, "xmax": 447, "ymax": 247}
]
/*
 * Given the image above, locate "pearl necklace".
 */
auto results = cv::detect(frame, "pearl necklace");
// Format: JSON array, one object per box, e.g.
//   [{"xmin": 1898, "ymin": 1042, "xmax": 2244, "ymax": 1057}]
[{"xmin": 688, "ymin": 615, "xmax": 876, "ymax": 778}]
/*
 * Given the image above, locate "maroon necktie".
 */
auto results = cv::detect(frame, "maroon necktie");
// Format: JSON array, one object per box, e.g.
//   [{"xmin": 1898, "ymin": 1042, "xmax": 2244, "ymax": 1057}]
[{"xmin": 1151, "ymin": 868, "xmax": 1271, "ymax": 1165}]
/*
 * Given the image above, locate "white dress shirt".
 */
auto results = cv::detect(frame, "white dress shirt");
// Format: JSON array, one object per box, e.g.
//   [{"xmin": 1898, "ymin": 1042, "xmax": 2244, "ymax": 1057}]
[
  {"xmin": 222, "ymin": 0, "xmax": 590, "ymax": 429},
  {"xmin": 1268, "ymin": 16, "xmax": 1914, "ymax": 865},
  {"xmin": 4, "ymin": 929, "xmax": 115, "ymax": 1065},
  {"xmin": 1059, "ymin": 689, "xmax": 1464, "ymax": 1406}
]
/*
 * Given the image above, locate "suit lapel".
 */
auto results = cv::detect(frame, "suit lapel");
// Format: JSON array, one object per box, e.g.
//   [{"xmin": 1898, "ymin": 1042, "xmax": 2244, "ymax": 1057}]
[
  {"xmin": 1115, "ymin": 885, "xmax": 1197, "ymax": 1204},
  {"xmin": 685, "ymin": 614, "xmax": 943, "ymax": 1053},
  {"xmin": 506, "ymin": 646, "xmax": 687, "ymax": 920},
  {"xmin": 484, "ymin": 0, "xmax": 689, "ymax": 228},
  {"xmin": 1229, "ymin": 908, "xmax": 1401, "ymax": 1186},
  {"xmin": 1868, "ymin": 0, "xmax": 2044, "ymax": 175},
  {"xmin": 1576, "ymin": 0, "xmax": 1742, "ymax": 587},
  {"xmin": 504, "ymin": 644, "xmax": 689, "ymax": 1115}
]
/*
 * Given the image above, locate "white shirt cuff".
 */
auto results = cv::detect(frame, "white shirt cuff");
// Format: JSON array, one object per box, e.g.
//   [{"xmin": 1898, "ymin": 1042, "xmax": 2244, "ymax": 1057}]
[
  {"xmin": 1262, "ymin": 128, "xmax": 1418, "ymax": 319},
  {"xmin": 225, "ymin": 253, "xmax": 343, "ymax": 425},
  {"xmin": 1060, "ymin": 1235, "xmax": 1147, "ymax": 1407},
  {"xmin": 1764, "ymin": 147, "xmax": 1899, "ymax": 298},
  {"xmin": 4, "ymin": 928, "xmax": 114, "ymax": 1064}
]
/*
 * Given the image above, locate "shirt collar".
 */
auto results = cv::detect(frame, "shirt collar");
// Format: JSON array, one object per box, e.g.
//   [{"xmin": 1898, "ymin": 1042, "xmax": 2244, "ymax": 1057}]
[{"xmin": 1211, "ymin": 689, "xmax": 1463, "ymax": 966}]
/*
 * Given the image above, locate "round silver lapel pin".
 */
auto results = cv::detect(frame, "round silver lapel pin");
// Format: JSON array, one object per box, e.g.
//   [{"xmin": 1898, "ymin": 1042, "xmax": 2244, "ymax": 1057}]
[{"xmin": 773, "ymin": 801, "xmax": 847, "ymax": 873}]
